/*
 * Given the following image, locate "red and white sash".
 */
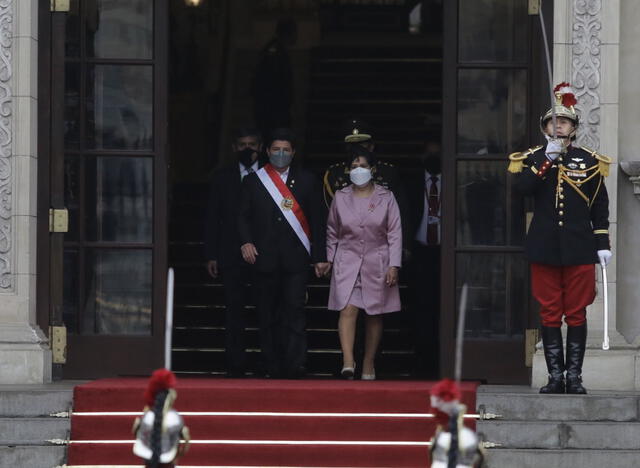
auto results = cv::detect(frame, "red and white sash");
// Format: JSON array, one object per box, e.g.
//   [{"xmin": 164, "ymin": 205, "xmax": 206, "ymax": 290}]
[{"xmin": 256, "ymin": 164, "xmax": 311, "ymax": 254}]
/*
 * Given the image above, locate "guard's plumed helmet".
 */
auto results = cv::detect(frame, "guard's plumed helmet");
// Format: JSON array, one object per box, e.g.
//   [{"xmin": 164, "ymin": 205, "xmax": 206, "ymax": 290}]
[{"xmin": 540, "ymin": 82, "xmax": 579, "ymax": 138}]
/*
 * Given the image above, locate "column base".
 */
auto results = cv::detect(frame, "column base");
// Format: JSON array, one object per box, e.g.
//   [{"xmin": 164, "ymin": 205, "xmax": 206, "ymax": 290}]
[{"xmin": 0, "ymin": 324, "xmax": 52, "ymax": 384}]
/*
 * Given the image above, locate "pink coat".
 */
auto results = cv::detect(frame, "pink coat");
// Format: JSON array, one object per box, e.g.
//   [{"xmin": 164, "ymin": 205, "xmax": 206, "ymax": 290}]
[{"xmin": 326, "ymin": 184, "xmax": 402, "ymax": 315}]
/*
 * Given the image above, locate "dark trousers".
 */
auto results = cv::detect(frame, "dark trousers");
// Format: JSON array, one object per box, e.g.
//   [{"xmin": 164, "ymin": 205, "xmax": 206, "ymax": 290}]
[
  {"xmin": 408, "ymin": 242, "xmax": 440, "ymax": 378},
  {"xmin": 255, "ymin": 269, "xmax": 308, "ymax": 377},
  {"xmin": 221, "ymin": 265, "xmax": 253, "ymax": 374}
]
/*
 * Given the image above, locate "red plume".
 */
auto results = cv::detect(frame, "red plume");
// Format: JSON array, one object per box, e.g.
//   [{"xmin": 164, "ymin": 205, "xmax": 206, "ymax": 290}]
[
  {"xmin": 430, "ymin": 378, "xmax": 461, "ymax": 402},
  {"xmin": 144, "ymin": 368, "xmax": 177, "ymax": 407},
  {"xmin": 553, "ymin": 82, "xmax": 571, "ymax": 93},
  {"xmin": 561, "ymin": 93, "xmax": 577, "ymax": 107}
]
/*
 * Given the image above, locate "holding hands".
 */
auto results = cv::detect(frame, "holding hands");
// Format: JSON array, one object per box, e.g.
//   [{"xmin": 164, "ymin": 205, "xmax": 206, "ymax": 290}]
[{"xmin": 315, "ymin": 262, "xmax": 332, "ymax": 278}]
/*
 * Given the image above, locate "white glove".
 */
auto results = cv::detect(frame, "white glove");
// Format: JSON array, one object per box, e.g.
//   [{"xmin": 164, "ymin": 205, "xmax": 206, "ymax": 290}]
[
  {"xmin": 597, "ymin": 249, "xmax": 612, "ymax": 266},
  {"xmin": 545, "ymin": 138, "xmax": 566, "ymax": 161}
]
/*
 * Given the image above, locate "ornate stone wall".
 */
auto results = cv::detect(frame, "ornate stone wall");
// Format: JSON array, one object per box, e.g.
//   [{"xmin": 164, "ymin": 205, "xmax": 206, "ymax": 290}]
[
  {"xmin": 0, "ymin": 0, "xmax": 11, "ymax": 292},
  {"xmin": 572, "ymin": 0, "xmax": 602, "ymax": 150}
]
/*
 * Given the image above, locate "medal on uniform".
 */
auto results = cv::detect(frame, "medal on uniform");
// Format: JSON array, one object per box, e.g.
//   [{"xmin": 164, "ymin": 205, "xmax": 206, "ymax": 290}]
[{"xmin": 281, "ymin": 198, "xmax": 294, "ymax": 210}]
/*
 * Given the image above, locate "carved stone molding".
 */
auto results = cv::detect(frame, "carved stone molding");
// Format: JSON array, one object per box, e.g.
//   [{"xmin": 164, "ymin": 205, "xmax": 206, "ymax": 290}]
[
  {"xmin": 572, "ymin": 0, "xmax": 602, "ymax": 150},
  {"xmin": 0, "ymin": 0, "xmax": 11, "ymax": 292},
  {"xmin": 620, "ymin": 161, "xmax": 640, "ymax": 198}
]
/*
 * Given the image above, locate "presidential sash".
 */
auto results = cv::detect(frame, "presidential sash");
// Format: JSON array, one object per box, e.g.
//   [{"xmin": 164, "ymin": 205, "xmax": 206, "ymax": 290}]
[{"xmin": 256, "ymin": 164, "xmax": 311, "ymax": 254}]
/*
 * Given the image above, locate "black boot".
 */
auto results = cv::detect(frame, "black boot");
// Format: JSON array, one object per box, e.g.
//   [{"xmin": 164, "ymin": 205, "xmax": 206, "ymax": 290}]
[
  {"xmin": 566, "ymin": 324, "xmax": 587, "ymax": 394},
  {"xmin": 539, "ymin": 326, "xmax": 566, "ymax": 394}
]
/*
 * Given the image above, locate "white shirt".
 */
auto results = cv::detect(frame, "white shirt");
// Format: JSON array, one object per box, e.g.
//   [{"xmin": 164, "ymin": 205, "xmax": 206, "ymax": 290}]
[
  {"xmin": 239, "ymin": 160, "xmax": 259, "ymax": 180},
  {"xmin": 277, "ymin": 166, "xmax": 290, "ymax": 183},
  {"xmin": 414, "ymin": 171, "xmax": 441, "ymax": 246}
]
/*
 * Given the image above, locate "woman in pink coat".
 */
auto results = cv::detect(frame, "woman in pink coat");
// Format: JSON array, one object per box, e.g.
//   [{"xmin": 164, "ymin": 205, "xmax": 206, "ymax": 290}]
[{"xmin": 326, "ymin": 149, "xmax": 402, "ymax": 380}]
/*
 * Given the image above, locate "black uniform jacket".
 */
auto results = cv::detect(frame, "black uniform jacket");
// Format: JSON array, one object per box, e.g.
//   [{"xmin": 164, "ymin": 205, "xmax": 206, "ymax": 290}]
[
  {"xmin": 205, "ymin": 163, "xmax": 265, "ymax": 270},
  {"xmin": 238, "ymin": 164, "xmax": 327, "ymax": 273},
  {"xmin": 509, "ymin": 144, "xmax": 611, "ymax": 266}
]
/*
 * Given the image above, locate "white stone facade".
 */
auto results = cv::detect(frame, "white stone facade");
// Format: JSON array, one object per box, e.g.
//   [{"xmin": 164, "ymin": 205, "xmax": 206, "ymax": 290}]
[
  {"xmin": 533, "ymin": 0, "xmax": 640, "ymax": 390},
  {"xmin": 0, "ymin": 0, "xmax": 50, "ymax": 384}
]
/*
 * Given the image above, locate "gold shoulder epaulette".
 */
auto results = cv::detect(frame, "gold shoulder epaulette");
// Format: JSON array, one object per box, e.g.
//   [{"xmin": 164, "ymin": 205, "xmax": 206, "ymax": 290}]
[
  {"xmin": 581, "ymin": 146, "xmax": 612, "ymax": 176},
  {"xmin": 507, "ymin": 146, "xmax": 542, "ymax": 173}
]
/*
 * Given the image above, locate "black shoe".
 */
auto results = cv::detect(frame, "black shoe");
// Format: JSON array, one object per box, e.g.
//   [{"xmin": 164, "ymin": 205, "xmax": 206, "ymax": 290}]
[
  {"xmin": 540, "ymin": 376, "xmax": 566, "ymax": 394},
  {"xmin": 287, "ymin": 366, "xmax": 306, "ymax": 379},
  {"xmin": 539, "ymin": 326, "xmax": 566, "ymax": 394},
  {"xmin": 566, "ymin": 324, "xmax": 588, "ymax": 394}
]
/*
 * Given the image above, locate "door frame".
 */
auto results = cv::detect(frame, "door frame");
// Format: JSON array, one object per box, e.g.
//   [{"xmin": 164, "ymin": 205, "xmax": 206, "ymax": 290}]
[
  {"xmin": 36, "ymin": 1, "xmax": 169, "ymax": 378},
  {"xmin": 440, "ymin": 0, "xmax": 552, "ymax": 383}
]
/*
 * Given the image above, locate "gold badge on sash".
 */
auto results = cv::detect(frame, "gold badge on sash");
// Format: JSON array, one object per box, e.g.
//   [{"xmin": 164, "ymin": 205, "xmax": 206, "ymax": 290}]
[{"xmin": 281, "ymin": 198, "xmax": 294, "ymax": 210}]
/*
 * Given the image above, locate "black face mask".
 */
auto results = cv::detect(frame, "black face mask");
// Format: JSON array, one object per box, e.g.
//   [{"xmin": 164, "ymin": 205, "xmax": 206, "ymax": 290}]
[
  {"xmin": 236, "ymin": 147, "xmax": 257, "ymax": 167},
  {"xmin": 423, "ymin": 154, "xmax": 442, "ymax": 175}
]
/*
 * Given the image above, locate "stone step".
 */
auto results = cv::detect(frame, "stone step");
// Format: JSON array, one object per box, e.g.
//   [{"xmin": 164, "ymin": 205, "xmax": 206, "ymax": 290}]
[
  {"xmin": 0, "ymin": 417, "xmax": 69, "ymax": 444},
  {"xmin": 0, "ymin": 386, "xmax": 74, "ymax": 417},
  {"xmin": 0, "ymin": 446, "xmax": 66, "ymax": 468},
  {"xmin": 485, "ymin": 449, "xmax": 640, "ymax": 468},
  {"xmin": 477, "ymin": 386, "xmax": 639, "ymax": 422},
  {"xmin": 478, "ymin": 420, "xmax": 640, "ymax": 450}
]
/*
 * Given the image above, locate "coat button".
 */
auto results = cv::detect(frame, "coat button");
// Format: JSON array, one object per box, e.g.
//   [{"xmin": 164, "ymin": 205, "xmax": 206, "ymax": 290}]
[
  {"xmin": 277, "ymin": 217, "xmax": 282, "ymax": 221},
  {"xmin": 560, "ymin": 194, "xmax": 565, "ymax": 199},
  {"xmin": 558, "ymin": 221, "xmax": 564, "ymax": 226},
  {"xmin": 559, "ymin": 203, "xmax": 565, "ymax": 208},
  {"xmin": 559, "ymin": 211, "xmax": 564, "ymax": 216}
]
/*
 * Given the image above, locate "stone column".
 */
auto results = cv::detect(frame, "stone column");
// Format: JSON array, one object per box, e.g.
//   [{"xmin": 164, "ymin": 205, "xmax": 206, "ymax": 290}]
[
  {"xmin": 0, "ymin": 0, "xmax": 51, "ymax": 384},
  {"xmin": 533, "ymin": 0, "xmax": 640, "ymax": 390}
]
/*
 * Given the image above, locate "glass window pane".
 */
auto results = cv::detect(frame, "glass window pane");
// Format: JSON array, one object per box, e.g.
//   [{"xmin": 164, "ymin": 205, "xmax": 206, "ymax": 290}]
[
  {"xmin": 64, "ymin": 156, "xmax": 81, "ymax": 241},
  {"xmin": 457, "ymin": 160, "xmax": 525, "ymax": 247},
  {"xmin": 85, "ymin": 157, "xmax": 153, "ymax": 243},
  {"xmin": 458, "ymin": 0, "xmax": 528, "ymax": 62},
  {"xmin": 65, "ymin": 63, "xmax": 81, "ymax": 150},
  {"xmin": 86, "ymin": 65, "xmax": 153, "ymax": 150},
  {"xmin": 63, "ymin": 248, "xmax": 80, "ymax": 333},
  {"xmin": 456, "ymin": 253, "xmax": 527, "ymax": 338},
  {"xmin": 82, "ymin": 249, "xmax": 152, "ymax": 335},
  {"xmin": 86, "ymin": 0, "xmax": 153, "ymax": 59},
  {"xmin": 457, "ymin": 68, "xmax": 527, "ymax": 154}
]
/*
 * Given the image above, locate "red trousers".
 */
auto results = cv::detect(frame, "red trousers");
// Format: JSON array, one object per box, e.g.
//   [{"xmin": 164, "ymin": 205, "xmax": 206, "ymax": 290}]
[{"xmin": 530, "ymin": 263, "xmax": 596, "ymax": 327}]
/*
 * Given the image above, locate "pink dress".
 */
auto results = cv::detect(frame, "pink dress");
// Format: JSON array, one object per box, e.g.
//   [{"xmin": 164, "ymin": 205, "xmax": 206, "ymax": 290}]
[{"xmin": 326, "ymin": 184, "xmax": 402, "ymax": 315}]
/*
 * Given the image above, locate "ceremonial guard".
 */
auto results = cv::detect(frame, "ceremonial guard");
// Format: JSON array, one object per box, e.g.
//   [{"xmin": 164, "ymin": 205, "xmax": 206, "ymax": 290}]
[
  {"xmin": 429, "ymin": 379, "xmax": 485, "ymax": 468},
  {"xmin": 508, "ymin": 83, "xmax": 612, "ymax": 395},
  {"xmin": 133, "ymin": 369, "xmax": 190, "ymax": 468}
]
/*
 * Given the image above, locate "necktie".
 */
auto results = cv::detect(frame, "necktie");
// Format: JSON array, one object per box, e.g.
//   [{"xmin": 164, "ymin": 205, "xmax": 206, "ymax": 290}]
[
  {"xmin": 426, "ymin": 176, "xmax": 439, "ymax": 245},
  {"xmin": 242, "ymin": 167, "xmax": 254, "ymax": 180}
]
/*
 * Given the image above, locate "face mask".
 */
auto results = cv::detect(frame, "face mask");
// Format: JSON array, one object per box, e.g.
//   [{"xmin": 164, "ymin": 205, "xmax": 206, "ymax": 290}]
[
  {"xmin": 350, "ymin": 167, "xmax": 372, "ymax": 186},
  {"xmin": 269, "ymin": 150, "xmax": 293, "ymax": 169},
  {"xmin": 236, "ymin": 147, "xmax": 256, "ymax": 167}
]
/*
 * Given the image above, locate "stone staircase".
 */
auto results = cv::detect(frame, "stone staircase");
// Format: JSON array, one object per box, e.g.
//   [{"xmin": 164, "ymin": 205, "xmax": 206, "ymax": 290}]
[
  {"xmin": 0, "ymin": 383, "xmax": 74, "ymax": 468},
  {"xmin": 477, "ymin": 385, "xmax": 640, "ymax": 468}
]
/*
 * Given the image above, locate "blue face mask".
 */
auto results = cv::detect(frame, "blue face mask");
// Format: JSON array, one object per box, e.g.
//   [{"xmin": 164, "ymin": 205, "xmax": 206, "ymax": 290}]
[{"xmin": 269, "ymin": 150, "xmax": 293, "ymax": 168}]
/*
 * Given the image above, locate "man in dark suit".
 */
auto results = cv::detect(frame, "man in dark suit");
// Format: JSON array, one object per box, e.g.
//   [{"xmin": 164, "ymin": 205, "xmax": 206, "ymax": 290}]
[
  {"xmin": 406, "ymin": 140, "xmax": 442, "ymax": 378},
  {"xmin": 238, "ymin": 128, "xmax": 329, "ymax": 378},
  {"xmin": 205, "ymin": 128, "xmax": 264, "ymax": 377}
]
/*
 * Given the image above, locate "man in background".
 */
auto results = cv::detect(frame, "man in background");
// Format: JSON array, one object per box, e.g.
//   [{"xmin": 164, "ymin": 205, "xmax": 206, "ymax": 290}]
[{"xmin": 205, "ymin": 128, "xmax": 264, "ymax": 377}]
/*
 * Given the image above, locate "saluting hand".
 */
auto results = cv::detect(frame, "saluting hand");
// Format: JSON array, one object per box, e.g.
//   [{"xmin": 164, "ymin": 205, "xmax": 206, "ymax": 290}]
[
  {"xmin": 241, "ymin": 243, "xmax": 259, "ymax": 264},
  {"xmin": 385, "ymin": 266, "xmax": 398, "ymax": 287}
]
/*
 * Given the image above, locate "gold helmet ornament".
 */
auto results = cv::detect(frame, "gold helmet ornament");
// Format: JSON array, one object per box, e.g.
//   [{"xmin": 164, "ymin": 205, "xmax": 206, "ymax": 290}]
[
  {"xmin": 344, "ymin": 119, "xmax": 372, "ymax": 144},
  {"xmin": 540, "ymin": 82, "xmax": 579, "ymax": 139}
]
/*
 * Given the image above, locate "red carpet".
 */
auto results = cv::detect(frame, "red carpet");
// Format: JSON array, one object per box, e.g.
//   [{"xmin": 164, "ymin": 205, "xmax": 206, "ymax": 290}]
[{"xmin": 69, "ymin": 378, "xmax": 478, "ymax": 467}]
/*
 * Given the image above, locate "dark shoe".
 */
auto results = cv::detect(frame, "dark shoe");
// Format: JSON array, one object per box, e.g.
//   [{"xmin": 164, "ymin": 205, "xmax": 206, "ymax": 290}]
[
  {"xmin": 566, "ymin": 324, "xmax": 588, "ymax": 394},
  {"xmin": 539, "ymin": 326, "xmax": 566, "ymax": 394},
  {"xmin": 287, "ymin": 366, "xmax": 306, "ymax": 380},
  {"xmin": 540, "ymin": 376, "xmax": 566, "ymax": 394}
]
